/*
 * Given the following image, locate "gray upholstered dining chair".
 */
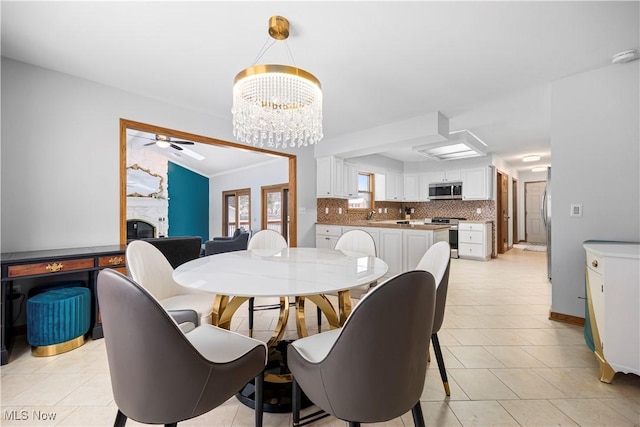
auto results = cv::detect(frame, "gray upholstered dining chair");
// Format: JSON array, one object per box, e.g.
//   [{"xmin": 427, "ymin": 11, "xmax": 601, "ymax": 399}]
[
  {"xmin": 97, "ymin": 269, "xmax": 267, "ymax": 427},
  {"xmin": 126, "ymin": 240, "xmax": 213, "ymax": 325},
  {"xmin": 416, "ymin": 241, "xmax": 452, "ymax": 396},
  {"xmin": 316, "ymin": 229, "xmax": 377, "ymax": 331},
  {"xmin": 288, "ymin": 270, "xmax": 437, "ymax": 427},
  {"xmin": 245, "ymin": 229, "xmax": 289, "ymax": 337}
]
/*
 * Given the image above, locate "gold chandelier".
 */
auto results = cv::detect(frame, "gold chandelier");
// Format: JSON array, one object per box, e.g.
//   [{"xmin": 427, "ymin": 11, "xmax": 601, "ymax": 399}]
[{"xmin": 232, "ymin": 16, "xmax": 323, "ymax": 149}]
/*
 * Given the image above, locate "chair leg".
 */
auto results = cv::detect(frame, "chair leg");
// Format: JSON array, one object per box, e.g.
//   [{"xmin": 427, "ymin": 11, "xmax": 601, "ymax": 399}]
[
  {"xmin": 248, "ymin": 297, "xmax": 255, "ymax": 337},
  {"xmin": 411, "ymin": 401, "xmax": 425, "ymax": 427},
  {"xmin": 316, "ymin": 306, "xmax": 322, "ymax": 333},
  {"xmin": 255, "ymin": 372, "xmax": 264, "ymax": 427},
  {"xmin": 164, "ymin": 424, "xmax": 177, "ymax": 427},
  {"xmin": 431, "ymin": 333, "xmax": 450, "ymax": 396},
  {"xmin": 114, "ymin": 410, "xmax": 127, "ymax": 427},
  {"xmin": 348, "ymin": 422, "xmax": 361, "ymax": 427},
  {"xmin": 292, "ymin": 378, "xmax": 301, "ymax": 426}
]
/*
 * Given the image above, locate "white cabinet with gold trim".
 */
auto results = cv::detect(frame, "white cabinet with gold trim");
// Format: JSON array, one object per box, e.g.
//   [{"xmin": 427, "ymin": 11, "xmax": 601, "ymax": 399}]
[{"xmin": 584, "ymin": 241, "xmax": 640, "ymax": 383}]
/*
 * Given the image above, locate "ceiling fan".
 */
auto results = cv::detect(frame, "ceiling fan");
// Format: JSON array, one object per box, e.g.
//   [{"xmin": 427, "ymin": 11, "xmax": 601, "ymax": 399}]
[
  {"xmin": 140, "ymin": 134, "xmax": 195, "ymax": 151},
  {"xmin": 131, "ymin": 133, "xmax": 205, "ymax": 161}
]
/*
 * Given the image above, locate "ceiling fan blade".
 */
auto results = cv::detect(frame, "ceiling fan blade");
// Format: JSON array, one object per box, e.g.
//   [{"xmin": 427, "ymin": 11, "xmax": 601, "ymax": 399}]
[
  {"xmin": 171, "ymin": 140, "xmax": 195, "ymax": 145},
  {"xmin": 143, "ymin": 142, "xmax": 156, "ymax": 146},
  {"xmin": 170, "ymin": 144, "xmax": 184, "ymax": 151}
]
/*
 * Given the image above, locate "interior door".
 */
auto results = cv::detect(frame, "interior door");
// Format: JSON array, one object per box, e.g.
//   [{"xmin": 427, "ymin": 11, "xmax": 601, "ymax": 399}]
[
  {"xmin": 525, "ymin": 181, "xmax": 547, "ymax": 243},
  {"xmin": 497, "ymin": 171, "xmax": 510, "ymax": 254},
  {"xmin": 261, "ymin": 184, "xmax": 289, "ymax": 242}
]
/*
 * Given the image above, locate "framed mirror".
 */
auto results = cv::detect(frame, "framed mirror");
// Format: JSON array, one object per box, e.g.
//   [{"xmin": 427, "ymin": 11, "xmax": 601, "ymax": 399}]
[{"xmin": 126, "ymin": 164, "xmax": 164, "ymax": 198}]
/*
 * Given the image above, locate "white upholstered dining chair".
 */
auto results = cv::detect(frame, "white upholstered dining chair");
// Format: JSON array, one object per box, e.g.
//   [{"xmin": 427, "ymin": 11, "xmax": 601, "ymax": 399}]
[
  {"xmin": 245, "ymin": 229, "xmax": 289, "ymax": 336},
  {"xmin": 126, "ymin": 240, "xmax": 213, "ymax": 326},
  {"xmin": 316, "ymin": 229, "xmax": 377, "ymax": 331}
]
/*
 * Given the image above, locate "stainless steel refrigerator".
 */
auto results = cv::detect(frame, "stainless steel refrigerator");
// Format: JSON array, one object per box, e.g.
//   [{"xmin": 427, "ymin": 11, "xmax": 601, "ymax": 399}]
[{"xmin": 542, "ymin": 167, "xmax": 552, "ymax": 282}]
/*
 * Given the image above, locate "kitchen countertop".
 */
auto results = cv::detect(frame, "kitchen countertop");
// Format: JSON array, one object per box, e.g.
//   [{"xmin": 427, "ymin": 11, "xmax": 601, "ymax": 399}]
[{"xmin": 317, "ymin": 220, "xmax": 450, "ymax": 231}]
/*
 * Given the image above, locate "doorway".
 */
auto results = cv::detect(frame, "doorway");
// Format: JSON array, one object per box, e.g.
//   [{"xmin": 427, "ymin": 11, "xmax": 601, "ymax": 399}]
[
  {"xmin": 261, "ymin": 184, "xmax": 290, "ymax": 242},
  {"xmin": 222, "ymin": 188, "xmax": 251, "ymax": 236},
  {"xmin": 525, "ymin": 181, "xmax": 547, "ymax": 243},
  {"xmin": 496, "ymin": 170, "xmax": 509, "ymax": 254},
  {"xmin": 120, "ymin": 119, "xmax": 298, "ymax": 246}
]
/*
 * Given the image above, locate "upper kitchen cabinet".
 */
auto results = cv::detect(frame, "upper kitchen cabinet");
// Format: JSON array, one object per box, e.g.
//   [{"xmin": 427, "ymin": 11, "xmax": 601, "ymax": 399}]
[
  {"xmin": 429, "ymin": 169, "xmax": 461, "ymax": 183},
  {"xmin": 385, "ymin": 171, "xmax": 404, "ymax": 201},
  {"xmin": 374, "ymin": 173, "xmax": 386, "ymax": 201},
  {"xmin": 343, "ymin": 161, "xmax": 358, "ymax": 198},
  {"xmin": 403, "ymin": 174, "xmax": 420, "ymax": 201},
  {"xmin": 462, "ymin": 166, "xmax": 494, "ymax": 200},
  {"xmin": 317, "ymin": 156, "xmax": 345, "ymax": 198}
]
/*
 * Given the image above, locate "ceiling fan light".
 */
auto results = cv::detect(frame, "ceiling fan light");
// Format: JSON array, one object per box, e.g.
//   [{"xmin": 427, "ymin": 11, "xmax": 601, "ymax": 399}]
[{"xmin": 156, "ymin": 140, "xmax": 171, "ymax": 148}]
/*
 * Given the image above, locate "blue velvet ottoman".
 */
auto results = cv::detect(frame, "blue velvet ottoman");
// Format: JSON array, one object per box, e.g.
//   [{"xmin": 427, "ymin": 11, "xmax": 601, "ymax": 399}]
[{"xmin": 27, "ymin": 287, "xmax": 91, "ymax": 356}]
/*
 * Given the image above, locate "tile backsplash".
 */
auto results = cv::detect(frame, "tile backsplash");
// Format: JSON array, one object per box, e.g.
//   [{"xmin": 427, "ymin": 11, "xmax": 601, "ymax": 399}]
[{"xmin": 317, "ymin": 198, "xmax": 496, "ymax": 224}]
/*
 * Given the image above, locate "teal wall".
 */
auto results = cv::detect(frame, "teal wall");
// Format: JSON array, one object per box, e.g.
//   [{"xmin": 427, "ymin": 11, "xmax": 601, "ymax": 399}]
[{"xmin": 167, "ymin": 161, "xmax": 209, "ymax": 242}]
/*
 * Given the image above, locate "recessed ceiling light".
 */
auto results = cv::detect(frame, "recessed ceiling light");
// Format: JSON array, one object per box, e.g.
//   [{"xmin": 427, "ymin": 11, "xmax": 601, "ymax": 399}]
[{"xmin": 522, "ymin": 155, "xmax": 540, "ymax": 162}]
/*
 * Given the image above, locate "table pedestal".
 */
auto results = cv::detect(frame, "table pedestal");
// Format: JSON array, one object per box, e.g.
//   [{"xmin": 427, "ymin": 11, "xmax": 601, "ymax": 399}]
[{"xmin": 212, "ymin": 292, "xmax": 350, "ymax": 413}]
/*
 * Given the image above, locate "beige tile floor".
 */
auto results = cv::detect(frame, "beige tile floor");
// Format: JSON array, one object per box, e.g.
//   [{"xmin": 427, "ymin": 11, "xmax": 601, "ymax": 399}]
[{"xmin": 2, "ymin": 248, "xmax": 639, "ymax": 426}]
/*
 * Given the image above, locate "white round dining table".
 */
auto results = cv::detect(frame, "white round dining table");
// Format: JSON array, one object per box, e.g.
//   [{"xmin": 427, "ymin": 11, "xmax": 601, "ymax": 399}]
[{"xmin": 173, "ymin": 247, "xmax": 388, "ymax": 342}]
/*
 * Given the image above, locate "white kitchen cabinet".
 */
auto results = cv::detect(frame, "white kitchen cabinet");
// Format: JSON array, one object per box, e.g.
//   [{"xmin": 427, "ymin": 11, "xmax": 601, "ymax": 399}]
[
  {"xmin": 418, "ymin": 174, "xmax": 431, "ymax": 201},
  {"xmin": 429, "ymin": 169, "xmax": 461, "ymax": 183},
  {"xmin": 316, "ymin": 156, "xmax": 344, "ymax": 198},
  {"xmin": 403, "ymin": 229, "xmax": 433, "ymax": 270},
  {"xmin": 584, "ymin": 242, "xmax": 640, "ymax": 383},
  {"xmin": 462, "ymin": 166, "xmax": 493, "ymax": 200},
  {"xmin": 403, "ymin": 174, "xmax": 419, "ymax": 201},
  {"xmin": 315, "ymin": 224, "xmax": 342, "ymax": 249},
  {"xmin": 343, "ymin": 162, "xmax": 358, "ymax": 198},
  {"xmin": 385, "ymin": 171, "xmax": 404, "ymax": 201},
  {"xmin": 374, "ymin": 174, "xmax": 386, "ymax": 201},
  {"xmin": 458, "ymin": 222, "xmax": 491, "ymax": 261},
  {"xmin": 342, "ymin": 226, "xmax": 380, "ymax": 254},
  {"xmin": 379, "ymin": 228, "xmax": 403, "ymax": 275}
]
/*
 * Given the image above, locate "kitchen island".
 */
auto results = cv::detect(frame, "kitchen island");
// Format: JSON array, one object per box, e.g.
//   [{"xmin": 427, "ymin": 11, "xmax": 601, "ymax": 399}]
[{"xmin": 316, "ymin": 220, "xmax": 449, "ymax": 275}]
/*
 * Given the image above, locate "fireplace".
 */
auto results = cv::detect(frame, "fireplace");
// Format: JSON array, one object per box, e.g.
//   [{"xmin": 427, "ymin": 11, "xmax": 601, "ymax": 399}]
[{"xmin": 127, "ymin": 219, "xmax": 157, "ymax": 241}]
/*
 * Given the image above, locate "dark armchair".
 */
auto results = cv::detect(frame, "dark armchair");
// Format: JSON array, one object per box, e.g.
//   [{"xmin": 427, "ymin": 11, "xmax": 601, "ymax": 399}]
[{"xmin": 204, "ymin": 228, "xmax": 250, "ymax": 256}]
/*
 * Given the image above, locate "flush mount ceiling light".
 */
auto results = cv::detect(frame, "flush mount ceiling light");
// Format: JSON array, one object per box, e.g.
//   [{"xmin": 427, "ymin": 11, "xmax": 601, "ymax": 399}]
[
  {"xmin": 414, "ymin": 131, "xmax": 487, "ymax": 161},
  {"xmin": 232, "ymin": 16, "xmax": 323, "ymax": 150},
  {"xmin": 522, "ymin": 155, "xmax": 541, "ymax": 162}
]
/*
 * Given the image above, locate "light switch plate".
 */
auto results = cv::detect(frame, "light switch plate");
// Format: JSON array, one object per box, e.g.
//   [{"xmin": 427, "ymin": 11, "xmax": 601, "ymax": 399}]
[{"xmin": 570, "ymin": 204, "xmax": 583, "ymax": 217}]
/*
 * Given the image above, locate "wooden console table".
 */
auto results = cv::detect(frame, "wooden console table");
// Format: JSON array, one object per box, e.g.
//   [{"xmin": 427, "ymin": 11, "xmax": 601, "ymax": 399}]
[{"xmin": 0, "ymin": 245, "xmax": 126, "ymax": 364}]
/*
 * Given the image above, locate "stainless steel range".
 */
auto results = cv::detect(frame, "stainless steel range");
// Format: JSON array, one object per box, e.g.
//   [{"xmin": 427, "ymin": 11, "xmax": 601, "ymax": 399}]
[{"xmin": 430, "ymin": 217, "xmax": 465, "ymax": 258}]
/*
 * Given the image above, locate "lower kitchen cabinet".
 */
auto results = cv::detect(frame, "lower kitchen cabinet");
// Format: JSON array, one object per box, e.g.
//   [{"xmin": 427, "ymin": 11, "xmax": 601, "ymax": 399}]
[
  {"xmin": 458, "ymin": 221, "xmax": 491, "ymax": 261},
  {"xmin": 403, "ymin": 229, "xmax": 433, "ymax": 271},
  {"xmin": 379, "ymin": 229, "xmax": 404, "ymax": 275},
  {"xmin": 316, "ymin": 225, "xmax": 342, "ymax": 249},
  {"xmin": 316, "ymin": 224, "xmax": 445, "ymax": 275}
]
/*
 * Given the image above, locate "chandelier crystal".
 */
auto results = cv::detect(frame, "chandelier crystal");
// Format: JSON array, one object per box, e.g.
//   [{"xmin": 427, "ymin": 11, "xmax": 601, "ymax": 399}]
[{"xmin": 232, "ymin": 16, "xmax": 323, "ymax": 149}]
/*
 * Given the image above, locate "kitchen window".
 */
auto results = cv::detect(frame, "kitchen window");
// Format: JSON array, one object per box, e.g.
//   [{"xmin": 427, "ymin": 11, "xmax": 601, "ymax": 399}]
[{"xmin": 348, "ymin": 172, "xmax": 375, "ymax": 211}]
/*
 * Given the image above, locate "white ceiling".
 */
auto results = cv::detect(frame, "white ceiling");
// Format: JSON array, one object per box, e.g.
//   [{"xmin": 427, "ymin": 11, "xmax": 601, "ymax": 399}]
[{"xmin": 2, "ymin": 1, "xmax": 638, "ymax": 174}]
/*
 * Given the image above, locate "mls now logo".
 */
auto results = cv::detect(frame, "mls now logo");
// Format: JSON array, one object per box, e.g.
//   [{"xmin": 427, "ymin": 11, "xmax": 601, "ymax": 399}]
[{"xmin": 4, "ymin": 409, "xmax": 57, "ymax": 421}]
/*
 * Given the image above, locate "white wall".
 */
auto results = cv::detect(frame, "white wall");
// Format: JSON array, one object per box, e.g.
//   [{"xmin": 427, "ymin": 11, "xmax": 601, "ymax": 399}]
[
  {"xmin": 1, "ymin": 58, "xmax": 318, "ymax": 252},
  {"xmin": 550, "ymin": 60, "xmax": 640, "ymax": 318},
  {"xmin": 208, "ymin": 159, "xmax": 289, "ymax": 238}
]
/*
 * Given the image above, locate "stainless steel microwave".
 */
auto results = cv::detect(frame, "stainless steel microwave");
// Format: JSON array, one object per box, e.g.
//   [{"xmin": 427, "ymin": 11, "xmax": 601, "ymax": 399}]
[{"xmin": 428, "ymin": 182, "xmax": 463, "ymax": 200}]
